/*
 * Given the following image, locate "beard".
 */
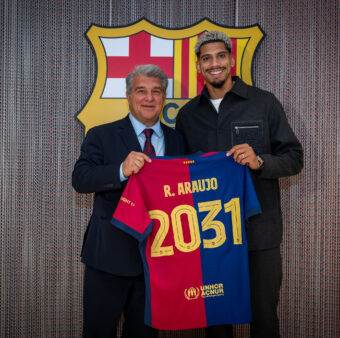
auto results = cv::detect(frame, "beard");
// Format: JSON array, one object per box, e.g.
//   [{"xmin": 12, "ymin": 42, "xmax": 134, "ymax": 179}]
[
  {"xmin": 210, "ymin": 78, "xmax": 226, "ymax": 88},
  {"xmin": 205, "ymin": 68, "xmax": 227, "ymax": 88}
]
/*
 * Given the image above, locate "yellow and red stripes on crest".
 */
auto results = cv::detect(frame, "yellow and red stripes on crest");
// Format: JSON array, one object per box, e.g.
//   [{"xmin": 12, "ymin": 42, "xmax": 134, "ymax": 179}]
[
  {"xmin": 233, "ymin": 38, "xmax": 249, "ymax": 80},
  {"xmin": 173, "ymin": 36, "xmax": 246, "ymax": 99},
  {"xmin": 173, "ymin": 36, "xmax": 201, "ymax": 99}
]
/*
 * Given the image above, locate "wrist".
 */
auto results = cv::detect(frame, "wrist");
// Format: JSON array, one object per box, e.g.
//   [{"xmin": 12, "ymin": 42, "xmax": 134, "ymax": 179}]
[
  {"xmin": 120, "ymin": 163, "xmax": 128, "ymax": 181},
  {"xmin": 256, "ymin": 155, "xmax": 264, "ymax": 170}
]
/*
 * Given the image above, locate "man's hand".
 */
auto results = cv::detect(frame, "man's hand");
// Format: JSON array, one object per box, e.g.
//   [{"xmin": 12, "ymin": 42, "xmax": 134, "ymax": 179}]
[
  {"xmin": 227, "ymin": 144, "xmax": 260, "ymax": 170},
  {"xmin": 122, "ymin": 151, "xmax": 152, "ymax": 177}
]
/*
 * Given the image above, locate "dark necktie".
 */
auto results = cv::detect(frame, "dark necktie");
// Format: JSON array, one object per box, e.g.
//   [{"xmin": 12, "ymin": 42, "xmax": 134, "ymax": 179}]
[{"xmin": 142, "ymin": 129, "xmax": 156, "ymax": 157}]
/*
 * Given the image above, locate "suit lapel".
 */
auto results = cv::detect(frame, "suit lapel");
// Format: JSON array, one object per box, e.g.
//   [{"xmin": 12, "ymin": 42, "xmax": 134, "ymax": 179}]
[
  {"xmin": 162, "ymin": 123, "xmax": 176, "ymax": 156},
  {"xmin": 117, "ymin": 115, "xmax": 142, "ymax": 152}
]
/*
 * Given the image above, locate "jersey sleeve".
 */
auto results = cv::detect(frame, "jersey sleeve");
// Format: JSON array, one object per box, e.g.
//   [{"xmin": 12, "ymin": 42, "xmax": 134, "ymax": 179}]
[
  {"xmin": 243, "ymin": 167, "xmax": 262, "ymax": 220},
  {"xmin": 111, "ymin": 174, "xmax": 152, "ymax": 241}
]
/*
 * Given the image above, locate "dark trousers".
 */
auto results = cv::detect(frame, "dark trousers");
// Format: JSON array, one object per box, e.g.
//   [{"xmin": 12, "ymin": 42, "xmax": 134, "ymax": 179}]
[
  {"xmin": 206, "ymin": 247, "xmax": 282, "ymax": 338},
  {"xmin": 83, "ymin": 265, "xmax": 156, "ymax": 338}
]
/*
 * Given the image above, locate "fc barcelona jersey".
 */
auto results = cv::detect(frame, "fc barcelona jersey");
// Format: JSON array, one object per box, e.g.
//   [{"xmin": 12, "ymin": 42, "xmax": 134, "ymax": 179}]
[{"xmin": 111, "ymin": 152, "xmax": 261, "ymax": 330}]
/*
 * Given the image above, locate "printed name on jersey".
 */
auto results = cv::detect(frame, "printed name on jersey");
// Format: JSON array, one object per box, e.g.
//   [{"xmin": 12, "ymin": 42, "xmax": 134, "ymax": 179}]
[{"xmin": 164, "ymin": 177, "xmax": 218, "ymax": 197}]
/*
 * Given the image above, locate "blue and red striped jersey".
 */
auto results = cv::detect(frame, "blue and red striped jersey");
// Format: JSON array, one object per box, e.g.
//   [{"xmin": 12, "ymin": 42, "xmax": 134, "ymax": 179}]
[{"xmin": 111, "ymin": 152, "xmax": 261, "ymax": 330}]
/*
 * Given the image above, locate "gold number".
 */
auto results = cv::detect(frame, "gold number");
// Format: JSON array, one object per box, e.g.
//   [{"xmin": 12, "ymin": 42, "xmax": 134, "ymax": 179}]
[
  {"xmin": 149, "ymin": 198, "xmax": 242, "ymax": 257},
  {"xmin": 224, "ymin": 198, "xmax": 242, "ymax": 244},
  {"xmin": 149, "ymin": 210, "xmax": 174, "ymax": 257},
  {"xmin": 171, "ymin": 205, "xmax": 201, "ymax": 252},
  {"xmin": 198, "ymin": 200, "xmax": 226, "ymax": 248}
]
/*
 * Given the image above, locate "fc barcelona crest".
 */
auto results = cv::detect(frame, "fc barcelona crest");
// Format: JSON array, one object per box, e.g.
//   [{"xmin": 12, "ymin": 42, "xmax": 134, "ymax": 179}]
[{"xmin": 76, "ymin": 18, "xmax": 264, "ymax": 133}]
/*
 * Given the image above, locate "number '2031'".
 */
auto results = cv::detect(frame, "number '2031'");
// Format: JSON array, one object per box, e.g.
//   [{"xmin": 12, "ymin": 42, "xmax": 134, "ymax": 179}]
[{"xmin": 149, "ymin": 198, "xmax": 242, "ymax": 257}]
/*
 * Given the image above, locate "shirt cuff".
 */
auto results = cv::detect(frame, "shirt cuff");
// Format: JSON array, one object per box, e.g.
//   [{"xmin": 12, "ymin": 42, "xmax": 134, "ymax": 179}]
[{"xmin": 119, "ymin": 163, "xmax": 128, "ymax": 182}]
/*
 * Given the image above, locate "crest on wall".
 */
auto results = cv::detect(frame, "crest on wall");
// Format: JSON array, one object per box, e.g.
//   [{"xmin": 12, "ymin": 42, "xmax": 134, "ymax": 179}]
[{"xmin": 76, "ymin": 18, "xmax": 264, "ymax": 133}]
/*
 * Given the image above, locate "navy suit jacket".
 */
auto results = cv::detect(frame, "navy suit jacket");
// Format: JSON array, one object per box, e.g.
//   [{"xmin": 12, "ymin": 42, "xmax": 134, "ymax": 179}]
[{"xmin": 72, "ymin": 115, "xmax": 185, "ymax": 276}]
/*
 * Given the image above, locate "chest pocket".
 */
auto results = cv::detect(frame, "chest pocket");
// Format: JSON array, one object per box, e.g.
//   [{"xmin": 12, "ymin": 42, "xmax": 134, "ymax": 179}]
[{"xmin": 231, "ymin": 121, "xmax": 264, "ymax": 154}]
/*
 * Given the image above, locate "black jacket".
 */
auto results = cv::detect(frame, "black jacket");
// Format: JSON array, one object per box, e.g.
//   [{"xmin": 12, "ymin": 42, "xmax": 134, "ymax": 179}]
[
  {"xmin": 72, "ymin": 115, "xmax": 185, "ymax": 275},
  {"xmin": 176, "ymin": 77, "xmax": 303, "ymax": 250}
]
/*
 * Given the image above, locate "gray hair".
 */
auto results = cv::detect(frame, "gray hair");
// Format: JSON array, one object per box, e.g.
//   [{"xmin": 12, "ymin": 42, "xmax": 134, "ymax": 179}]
[
  {"xmin": 195, "ymin": 31, "xmax": 232, "ymax": 57},
  {"xmin": 126, "ymin": 64, "xmax": 168, "ymax": 95}
]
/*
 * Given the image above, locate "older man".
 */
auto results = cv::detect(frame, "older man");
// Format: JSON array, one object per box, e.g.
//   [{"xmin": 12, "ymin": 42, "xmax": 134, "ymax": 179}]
[{"xmin": 72, "ymin": 64, "xmax": 185, "ymax": 337}]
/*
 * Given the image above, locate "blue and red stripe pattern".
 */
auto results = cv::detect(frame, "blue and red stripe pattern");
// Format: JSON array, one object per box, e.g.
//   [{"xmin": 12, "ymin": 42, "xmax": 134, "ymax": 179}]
[{"xmin": 111, "ymin": 152, "xmax": 261, "ymax": 330}]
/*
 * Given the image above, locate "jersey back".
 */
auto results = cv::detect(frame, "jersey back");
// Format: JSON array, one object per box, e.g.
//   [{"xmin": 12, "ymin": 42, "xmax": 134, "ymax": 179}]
[{"xmin": 111, "ymin": 152, "xmax": 261, "ymax": 330}]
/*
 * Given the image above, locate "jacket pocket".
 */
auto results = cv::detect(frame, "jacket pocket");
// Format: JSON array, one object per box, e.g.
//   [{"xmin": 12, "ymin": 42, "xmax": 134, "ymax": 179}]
[{"xmin": 231, "ymin": 121, "xmax": 264, "ymax": 153}]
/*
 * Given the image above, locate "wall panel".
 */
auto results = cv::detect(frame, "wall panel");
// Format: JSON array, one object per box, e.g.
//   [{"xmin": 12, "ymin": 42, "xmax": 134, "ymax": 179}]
[{"xmin": 0, "ymin": 0, "xmax": 338, "ymax": 337}]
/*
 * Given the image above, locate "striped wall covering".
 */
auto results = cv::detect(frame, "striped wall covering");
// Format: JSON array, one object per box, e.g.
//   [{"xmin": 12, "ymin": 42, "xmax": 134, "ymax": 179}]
[{"xmin": 0, "ymin": 0, "xmax": 338, "ymax": 337}]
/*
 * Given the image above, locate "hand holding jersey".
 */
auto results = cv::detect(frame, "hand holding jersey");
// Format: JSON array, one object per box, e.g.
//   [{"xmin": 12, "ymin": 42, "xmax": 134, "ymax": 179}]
[
  {"xmin": 227, "ymin": 143, "xmax": 262, "ymax": 170},
  {"xmin": 122, "ymin": 151, "xmax": 152, "ymax": 177}
]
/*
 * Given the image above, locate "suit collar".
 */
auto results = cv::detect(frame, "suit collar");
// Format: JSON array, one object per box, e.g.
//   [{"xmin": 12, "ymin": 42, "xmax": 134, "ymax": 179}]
[
  {"xmin": 117, "ymin": 115, "xmax": 178, "ymax": 156},
  {"xmin": 128, "ymin": 113, "xmax": 163, "ymax": 138},
  {"xmin": 117, "ymin": 115, "xmax": 142, "ymax": 152},
  {"xmin": 161, "ymin": 123, "xmax": 177, "ymax": 156}
]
